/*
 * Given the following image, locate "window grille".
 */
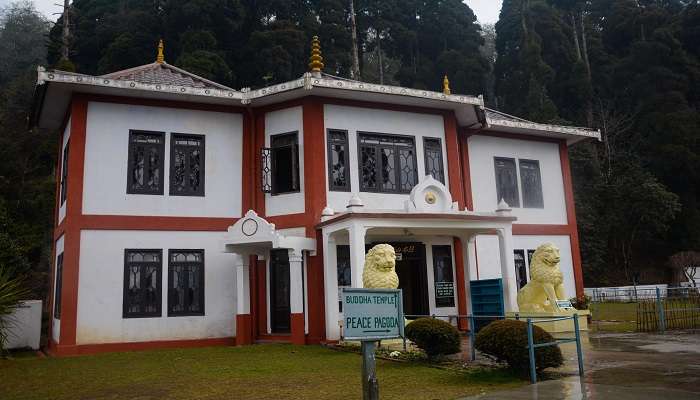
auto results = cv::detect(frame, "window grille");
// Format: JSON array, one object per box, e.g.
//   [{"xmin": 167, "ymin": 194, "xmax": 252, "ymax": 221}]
[
  {"xmin": 170, "ymin": 134, "xmax": 205, "ymax": 196},
  {"xmin": 123, "ymin": 249, "xmax": 162, "ymax": 318},
  {"xmin": 168, "ymin": 250, "xmax": 205, "ymax": 316}
]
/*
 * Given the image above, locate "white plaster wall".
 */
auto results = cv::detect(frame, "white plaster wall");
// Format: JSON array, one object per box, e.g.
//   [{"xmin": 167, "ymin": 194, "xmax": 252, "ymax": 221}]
[
  {"xmin": 323, "ymin": 105, "xmax": 448, "ymax": 211},
  {"xmin": 58, "ymin": 119, "xmax": 70, "ymax": 224},
  {"xmin": 82, "ymin": 102, "xmax": 243, "ymax": 218},
  {"xmin": 265, "ymin": 107, "xmax": 305, "ymax": 216},
  {"xmin": 76, "ymin": 230, "xmax": 238, "ymax": 344},
  {"xmin": 52, "ymin": 235, "xmax": 64, "ymax": 343},
  {"xmin": 473, "ymin": 234, "xmax": 576, "ymax": 301},
  {"xmin": 323, "ymin": 233, "xmax": 457, "ymax": 340},
  {"xmin": 468, "ymin": 135, "xmax": 567, "ymax": 224}
]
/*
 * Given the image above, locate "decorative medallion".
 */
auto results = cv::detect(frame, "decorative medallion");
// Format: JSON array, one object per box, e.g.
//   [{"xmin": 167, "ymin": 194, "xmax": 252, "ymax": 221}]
[
  {"xmin": 425, "ymin": 191, "xmax": 437, "ymax": 205},
  {"xmin": 241, "ymin": 218, "xmax": 258, "ymax": 236}
]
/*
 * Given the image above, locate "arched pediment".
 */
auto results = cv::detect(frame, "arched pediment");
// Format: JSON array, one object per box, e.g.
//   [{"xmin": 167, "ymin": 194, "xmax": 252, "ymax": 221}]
[{"xmin": 404, "ymin": 175, "xmax": 459, "ymax": 213}]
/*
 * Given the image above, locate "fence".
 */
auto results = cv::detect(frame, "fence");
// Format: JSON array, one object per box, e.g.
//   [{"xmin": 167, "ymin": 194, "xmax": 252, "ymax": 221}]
[
  {"xmin": 588, "ymin": 286, "xmax": 700, "ymax": 332},
  {"xmin": 403, "ymin": 313, "xmax": 585, "ymax": 384}
]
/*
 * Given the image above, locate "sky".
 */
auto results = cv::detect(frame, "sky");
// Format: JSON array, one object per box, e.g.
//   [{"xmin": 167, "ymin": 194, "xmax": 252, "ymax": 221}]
[{"xmin": 3, "ymin": 0, "xmax": 503, "ymax": 24}]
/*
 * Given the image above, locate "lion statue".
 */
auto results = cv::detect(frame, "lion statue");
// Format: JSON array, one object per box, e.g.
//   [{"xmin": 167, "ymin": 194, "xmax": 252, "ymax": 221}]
[
  {"xmin": 362, "ymin": 244, "xmax": 399, "ymax": 289},
  {"xmin": 517, "ymin": 243, "xmax": 566, "ymax": 312}
]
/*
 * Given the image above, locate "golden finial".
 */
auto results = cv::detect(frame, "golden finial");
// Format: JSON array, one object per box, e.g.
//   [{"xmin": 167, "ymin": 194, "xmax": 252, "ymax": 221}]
[
  {"xmin": 443, "ymin": 75, "xmax": 451, "ymax": 95},
  {"xmin": 156, "ymin": 39, "xmax": 165, "ymax": 64},
  {"xmin": 308, "ymin": 36, "xmax": 324, "ymax": 74}
]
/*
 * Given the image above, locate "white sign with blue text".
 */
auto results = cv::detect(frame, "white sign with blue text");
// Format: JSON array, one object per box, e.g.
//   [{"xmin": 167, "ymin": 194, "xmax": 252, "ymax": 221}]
[{"xmin": 341, "ymin": 288, "xmax": 404, "ymax": 341}]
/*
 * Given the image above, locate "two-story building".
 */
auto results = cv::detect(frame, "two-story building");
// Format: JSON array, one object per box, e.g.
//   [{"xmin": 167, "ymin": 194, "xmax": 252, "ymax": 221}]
[{"xmin": 32, "ymin": 39, "xmax": 600, "ymax": 355}]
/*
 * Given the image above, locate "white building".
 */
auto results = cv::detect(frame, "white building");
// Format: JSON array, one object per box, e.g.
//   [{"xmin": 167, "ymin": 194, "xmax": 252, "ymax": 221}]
[{"xmin": 32, "ymin": 39, "xmax": 599, "ymax": 355}]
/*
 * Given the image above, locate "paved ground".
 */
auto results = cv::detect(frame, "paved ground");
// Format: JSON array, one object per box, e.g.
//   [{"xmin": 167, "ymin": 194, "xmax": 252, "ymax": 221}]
[{"xmin": 462, "ymin": 330, "xmax": 700, "ymax": 399}]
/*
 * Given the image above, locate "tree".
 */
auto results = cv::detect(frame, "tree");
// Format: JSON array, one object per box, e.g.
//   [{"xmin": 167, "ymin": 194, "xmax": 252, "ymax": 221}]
[{"xmin": 668, "ymin": 251, "xmax": 700, "ymax": 288}]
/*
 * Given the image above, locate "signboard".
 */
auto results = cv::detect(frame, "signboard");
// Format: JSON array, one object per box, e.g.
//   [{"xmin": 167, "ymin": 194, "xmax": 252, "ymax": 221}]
[
  {"xmin": 556, "ymin": 300, "xmax": 574, "ymax": 310},
  {"xmin": 341, "ymin": 288, "xmax": 404, "ymax": 341},
  {"xmin": 435, "ymin": 281, "xmax": 454, "ymax": 298}
]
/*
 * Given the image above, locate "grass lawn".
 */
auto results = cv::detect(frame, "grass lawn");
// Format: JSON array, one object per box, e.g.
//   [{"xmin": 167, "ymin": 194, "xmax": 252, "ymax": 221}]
[
  {"xmin": 590, "ymin": 302, "xmax": 638, "ymax": 332},
  {"xmin": 0, "ymin": 344, "xmax": 524, "ymax": 400}
]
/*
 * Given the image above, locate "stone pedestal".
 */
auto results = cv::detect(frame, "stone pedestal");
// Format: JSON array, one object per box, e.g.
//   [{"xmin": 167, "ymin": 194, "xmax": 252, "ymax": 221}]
[{"xmin": 506, "ymin": 309, "xmax": 590, "ymax": 333}]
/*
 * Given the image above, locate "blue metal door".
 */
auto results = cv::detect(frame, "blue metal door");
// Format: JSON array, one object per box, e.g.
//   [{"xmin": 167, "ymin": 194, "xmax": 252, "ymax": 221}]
[{"xmin": 470, "ymin": 278, "xmax": 504, "ymax": 332}]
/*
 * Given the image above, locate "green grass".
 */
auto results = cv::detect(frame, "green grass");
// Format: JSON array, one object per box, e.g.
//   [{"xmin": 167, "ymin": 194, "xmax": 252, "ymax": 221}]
[
  {"xmin": 0, "ymin": 344, "xmax": 523, "ymax": 400},
  {"xmin": 590, "ymin": 302, "xmax": 638, "ymax": 332}
]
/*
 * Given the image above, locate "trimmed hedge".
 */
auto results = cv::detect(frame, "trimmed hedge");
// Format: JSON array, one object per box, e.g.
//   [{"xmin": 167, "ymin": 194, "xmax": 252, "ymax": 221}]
[
  {"xmin": 404, "ymin": 318, "xmax": 461, "ymax": 358},
  {"xmin": 474, "ymin": 320, "xmax": 563, "ymax": 373}
]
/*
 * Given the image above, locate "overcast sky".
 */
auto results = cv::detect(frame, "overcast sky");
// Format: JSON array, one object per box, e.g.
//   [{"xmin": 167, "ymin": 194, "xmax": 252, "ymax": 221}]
[{"xmin": 3, "ymin": 0, "xmax": 503, "ymax": 24}]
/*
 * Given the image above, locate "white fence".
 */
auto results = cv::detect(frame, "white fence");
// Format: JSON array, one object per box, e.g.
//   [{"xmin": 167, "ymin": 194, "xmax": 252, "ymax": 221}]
[
  {"xmin": 585, "ymin": 285, "xmax": 668, "ymax": 302},
  {"xmin": 1, "ymin": 300, "xmax": 42, "ymax": 350}
]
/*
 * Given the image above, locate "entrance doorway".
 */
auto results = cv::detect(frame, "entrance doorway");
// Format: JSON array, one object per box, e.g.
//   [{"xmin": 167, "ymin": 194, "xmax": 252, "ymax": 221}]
[
  {"xmin": 384, "ymin": 242, "xmax": 429, "ymax": 317},
  {"xmin": 269, "ymin": 249, "xmax": 290, "ymax": 333}
]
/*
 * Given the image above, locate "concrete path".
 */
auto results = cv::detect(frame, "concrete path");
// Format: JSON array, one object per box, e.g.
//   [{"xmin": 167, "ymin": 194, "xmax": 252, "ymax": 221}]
[{"xmin": 462, "ymin": 330, "xmax": 700, "ymax": 400}]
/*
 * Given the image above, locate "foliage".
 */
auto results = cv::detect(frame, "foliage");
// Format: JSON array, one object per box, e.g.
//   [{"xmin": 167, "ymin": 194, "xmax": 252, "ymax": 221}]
[
  {"xmin": 0, "ymin": 265, "xmax": 31, "ymax": 353},
  {"xmin": 404, "ymin": 317, "xmax": 461, "ymax": 358},
  {"xmin": 474, "ymin": 320, "xmax": 563, "ymax": 373},
  {"xmin": 569, "ymin": 295, "xmax": 591, "ymax": 310},
  {"xmin": 668, "ymin": 251, "xmax": 700, "ymax": 287}
]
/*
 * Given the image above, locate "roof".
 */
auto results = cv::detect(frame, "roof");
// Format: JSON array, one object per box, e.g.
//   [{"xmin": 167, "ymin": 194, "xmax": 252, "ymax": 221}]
[
  {"xmin": 102, "ymin": 62, "xmax": 234, "ymax": 91},
  {"xmin": 484, "ymin": 108, "xmax": 601, "ymax": 143}
]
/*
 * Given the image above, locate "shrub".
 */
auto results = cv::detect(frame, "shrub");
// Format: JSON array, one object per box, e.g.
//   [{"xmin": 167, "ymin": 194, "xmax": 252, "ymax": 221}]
[
  {"xmin": 474, "ymin": 320, "xmax": 563, "ymax": 373},
  {"xmin": 0, "ymin": 266, "xmax": 30, "ymax": 353},
  {"xmin": 570, "ymin": 295, "xmax": 591, "ymax": 310},
  {"xmin": 404, "ymin": 318, "xmax": 461, "ymax": 358}
]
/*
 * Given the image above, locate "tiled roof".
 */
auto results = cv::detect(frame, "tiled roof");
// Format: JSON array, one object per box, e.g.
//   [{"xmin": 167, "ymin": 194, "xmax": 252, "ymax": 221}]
[{"xmin": 102, "ymin": 62, "xmax": 233, "ymax": 91}]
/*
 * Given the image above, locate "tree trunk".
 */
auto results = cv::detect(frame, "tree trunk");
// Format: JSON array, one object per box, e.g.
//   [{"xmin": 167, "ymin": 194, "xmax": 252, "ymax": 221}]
[
  {"xmin": 571, "ymin": 14, "xmax": 582, "ymax": 62},
  {"xmin": 61, "ymin": 0, "xmax": 71, "ymax": 62},
  {"xmin": 349, "ymin": 0, "xmax": 361, "ymax": 80},
  {"xmin": 580, "ymin": 12, "xmax": 593, "ymax": 126},
  {"xmin": 377, "ymin": 33, "xmax": 384, "ymax": 84}
]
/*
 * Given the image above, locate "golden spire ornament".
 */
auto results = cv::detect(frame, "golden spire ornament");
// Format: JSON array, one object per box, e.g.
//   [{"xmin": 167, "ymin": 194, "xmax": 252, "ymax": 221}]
[
  {"xmin": 156, "ymin": 39, "xmax": 165, "ymax": 64},
  {"xmin": 443, "ymin": 75, "xmax": 451, "ymax": 95},
  {"xmin": 308, "ymin": 36, "xmax": 324, "ymax": 75}
]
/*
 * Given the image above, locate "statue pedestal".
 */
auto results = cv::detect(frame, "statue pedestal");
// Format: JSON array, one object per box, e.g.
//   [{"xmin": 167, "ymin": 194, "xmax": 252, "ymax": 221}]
[{"xmin": 506, "ymin": 309, "xmax": 590, "ymax": 333}]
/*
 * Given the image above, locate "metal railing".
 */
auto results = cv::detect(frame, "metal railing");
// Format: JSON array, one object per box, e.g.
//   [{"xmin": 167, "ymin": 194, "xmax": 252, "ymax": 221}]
[{"xmin": 526, "ymin": 314, "xmax": 584, "ymax": 384}]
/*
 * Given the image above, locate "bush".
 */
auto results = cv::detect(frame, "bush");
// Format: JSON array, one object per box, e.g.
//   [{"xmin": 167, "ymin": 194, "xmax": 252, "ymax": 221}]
[
  {"xmin": 404, "ymin": 318, "xmax": 461, "ymax": 358},
  {"xmin": 474, "ymin": 320, "xmax": 563, "ymax": 373},
  {"xmin": 570, "ymin": 295, "xmax": 591, "ymax": 310}
]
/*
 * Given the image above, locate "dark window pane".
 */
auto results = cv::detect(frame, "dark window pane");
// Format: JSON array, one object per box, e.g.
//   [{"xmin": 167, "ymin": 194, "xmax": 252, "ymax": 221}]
[
  {"xmin": 170, "ymin": 134, "xmax": 205, "ymax": 196},
  {"xmin": 519, "ymin": 159, "xmax": 543, "ymax": 208},
  {"xmin": 60, "ymin": 141, "xmax": 69, "ymax": 205},
  {"xmin": 432, "ymin": 246, "xmax": 455, "ymax": 308},
  {"xmin": 54, "ymin": 253, "xmax": 63, "ymax": 318},
  {"xmin": 423, "ymin": 138, "xmax": 444, "ymax": 184},
  {"xmin": 359, "ymin": 133, "xmax": 416, "ymax": 193},
  {"xmin": 123, "ymin": 250, "xmax": 162, "ymax": 318},
  {"xmin": 168, "ymin": 250, "xmax": 204, "ymax": 316},
  {"xmin": 494, "ymin": 157, "xmax": 520, "ymax": 207},
  {"xmin": 336, "ymin": 245, "xmax": 351, "ymax": 287},
  {"xmin": 271, "ymin": 132, "xmax": 299, "ymax": 195},
  {"xmin": 328, "ymin": 130, "xmax": 350, "ymax": 191},
  {"xmin": 127, "ymin": 131, "xmax": 164, "ymax": 195},
  {"xmin": 514, "ymin": 249, "xmax": 528, "ymax": 289}
]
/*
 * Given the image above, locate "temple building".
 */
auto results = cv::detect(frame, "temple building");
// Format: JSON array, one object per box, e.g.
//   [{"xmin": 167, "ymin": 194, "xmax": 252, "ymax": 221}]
[{"xmin": 32, "ymin": 38, "xmax": 600, "ymax": 355}]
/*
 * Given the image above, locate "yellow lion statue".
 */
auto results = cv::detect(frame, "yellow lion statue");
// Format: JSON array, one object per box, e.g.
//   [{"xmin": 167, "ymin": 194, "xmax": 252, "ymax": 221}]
[
  {"xmin": 517, "ymin": 243, "xmax": 566, "ymax": 312},
  {"xmin": 362, "ymin": 244, "xmax": 399, "ymax": 289}
]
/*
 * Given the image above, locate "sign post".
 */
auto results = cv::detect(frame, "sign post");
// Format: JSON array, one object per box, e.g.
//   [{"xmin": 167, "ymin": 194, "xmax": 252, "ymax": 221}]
[{"xmin": 341, "ymin": 288, "xmax": 404, "ymax": 400}]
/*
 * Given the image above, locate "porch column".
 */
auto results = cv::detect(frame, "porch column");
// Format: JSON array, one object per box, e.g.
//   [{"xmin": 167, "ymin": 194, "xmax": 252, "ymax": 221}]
[
  {"xmin": 288, "ymin": 250, "xmax": 306, "ymax": 345},
  {"xmin": 235, "ymin": 254, "xmax": 253, "ymax": 345},
  {"xmin": 322, "ymin": 231, "xmax": 341, "ymax": 341},
  {"xmin": 349, "ymin": 224, "xmax": 367, "ymax": 288},
  {"xmin": 497, "ymin": 227, "xmax": 519, "ymax": 312}
]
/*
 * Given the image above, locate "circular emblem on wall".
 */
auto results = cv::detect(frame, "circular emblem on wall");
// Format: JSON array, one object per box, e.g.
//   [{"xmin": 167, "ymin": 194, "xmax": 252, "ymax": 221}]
[
  {"xmin": 425, "ymin": 192, "xmax": 437, "ymax": 205},
  {"xmin": 241, "ymin": 219, "xmax": 258, "ymax": 236}
]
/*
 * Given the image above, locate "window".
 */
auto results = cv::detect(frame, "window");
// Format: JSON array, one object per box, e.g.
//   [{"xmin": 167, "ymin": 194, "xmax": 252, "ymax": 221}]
[
  {"xmin": 494, "ymin": 157, "xmax": 520, "ymax": 207},
  {"xmin": 123, "ymin": 250, "xmax": 162, "ymax": 318},
  {"xmin": 423, "ymin": 138, "xmax": 445, "ymax": 184},
  {"xmin": 327, "ymin": 130, "xmax": 350, "ymax": 191},
  {"xmin": 168, "ymin": 250, "xmax": 205, "ymax": 316},
  {"xmin": 519, "ymin": 159, "xmax": 544, "ymax": 208},
  {"xmin": 54, "ymin": 253, "xmax": 63, "ymax": 319},
  {"xmin": 127, "ymin": 131, "xmax": 165, "ymax": 195},
  {"xmin": 170, "ymin": 133, "xmax": 205, "ymax": 196},
  {"xmin": 358, "ymin": 132, "xmax": 417, "ymax": 193},
  {"xmin": 336, "ymin": 245, "xmax": 351, "ymax": 287},
  {"xmin": 60, "ymin": 141, "xmax": 69, "ymax": 205},
  {"xmin": 263, "ymin": 132, "xmax": 300, "ymax": 195},
  {"xmin": 432, "ymin": 245, "xmax": 455, "ymax": 307},
  {"xmin": 514, "ymin": 249, "xmax": 528, "ymax": 289}
]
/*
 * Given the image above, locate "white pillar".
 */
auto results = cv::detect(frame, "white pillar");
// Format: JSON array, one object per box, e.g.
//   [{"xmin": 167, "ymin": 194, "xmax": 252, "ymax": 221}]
[
  {"xmin": 288, "ymin": 250, "xmax": 305, "ymax": 314},
  {"xmin": 236, "ymin": 254, "xmax": 251, "ymax": 315},
  {"xmin": 497, "ymin": 227, "xmax": 519, "ymax": 312},
  {"xmin": 348, "ymin": 224, "xmax": 367, "ymax": 288},
  {"xmin": 460, "ymin": 235, "xmax": 476, "ymax": 316},
  {"xmin": 322, "ymin": 231, "xmax": 341, "ymax": 340}
]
